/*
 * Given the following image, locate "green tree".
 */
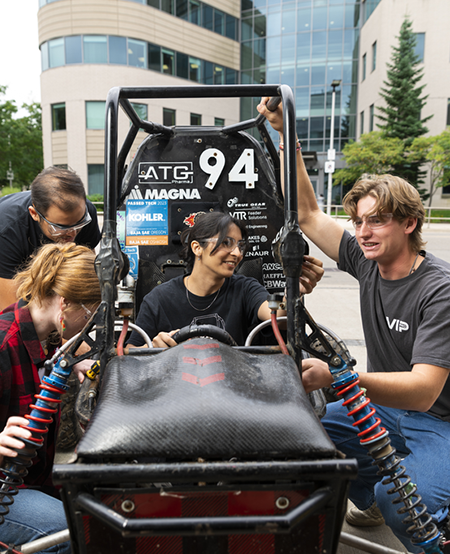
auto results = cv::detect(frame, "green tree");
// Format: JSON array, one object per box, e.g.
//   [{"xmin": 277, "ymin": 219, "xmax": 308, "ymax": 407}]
[
  {"xmin": 0, "ymin": 86, "xmax": 43, "ymax": 190},
  {"xmin": 407, "ymin": 130, "xmax": 450, "ymax": 206},
  {"xmin": 376, "ymin": 17, "xmax": 431, "ymax": 195},
  {"xmin": 334, "ymin": 132, "xmax": 405, "ymax": 189}
]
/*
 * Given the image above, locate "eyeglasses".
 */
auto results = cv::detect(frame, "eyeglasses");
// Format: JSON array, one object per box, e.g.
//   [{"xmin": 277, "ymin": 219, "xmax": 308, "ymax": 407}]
[
  {"xmin": 81, "ymin": 304, "xmax": 93, "ymax": 320},
  {"xmin": 204, "ymin": 237, "xmax": 248, "ymax": 254},
  {"xmin": 34, "ymin": 206, "xmax": 92, "ymax": 236},
  {"xmin": 352, "ymin": 213, "xmax": 393, "ymax": 230}
]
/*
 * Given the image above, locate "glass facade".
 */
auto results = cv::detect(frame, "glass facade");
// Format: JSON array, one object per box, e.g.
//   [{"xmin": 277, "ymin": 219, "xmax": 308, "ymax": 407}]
[
  {"xmin": 240, "ymin": 0, "xmax": 360, "ymax": 152},
  {"xmin": 41, "ymin": 35, "xmax": 238, "ymax": 85}
]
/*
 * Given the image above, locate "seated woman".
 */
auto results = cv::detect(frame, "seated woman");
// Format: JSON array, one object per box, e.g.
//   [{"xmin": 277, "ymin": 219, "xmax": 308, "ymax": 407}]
[
  {"xmin": 127, "ymin": 211, "xmax": 323, "ymax": 348},
  {"xmin": 0, "ymin": 242, "xmax": 101, "ymax": 553}
]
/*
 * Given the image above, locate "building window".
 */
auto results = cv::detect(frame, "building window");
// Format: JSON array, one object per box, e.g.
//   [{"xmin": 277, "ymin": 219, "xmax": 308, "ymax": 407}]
[
  {"xmin": 148, "ymin": 44, "xmax": 161, "ymax": 72},
  {"xmin": 214, "ymin": 117, "xmax": 225, "ymax": 126},
  {"xmin": 415, "ymin": 33, "xmax": 425, "ymax": 62},
  {"xmin": 360, "ymin": 110, "xmax": 364, "ymax": 135},
  {"xmin": 362, "ymin": 53, "xmax": 366, "ymax": 81},
  {"xmin": 49, "ymin": 38, "xmax": 65, "ymax": 68},
  {"xmin": 109, "ymin": 36, "xmax": 127, "ymax": 65},
  {"xmin": 162, "ymin": 48, "xmax": 175, "ymax": 75},
  {"xmin": 176, "ymin": 52, "xmax": 189, "ymax": 79},
  {"xmin": 65, "ymin": 36, "xmax": 82, "ymax": 64},
  {"xmin": 128, "ymin": 39, "xmax": 147, "ymax": 68},
  {"xmin": 189, "ymin": 0, "xmax": 201, "ymax": 25},
  {"xmin": 132, "ymin": 103, "xmax": 148, "ymax": 120},
  {"xmin": 83, "ymin": 36, "xmax": 107, "ymax": 63},
  {"xmin": 372, "ymin": 41, "xmax": 377, "ymax": 71},
  {"xmin": 189, "ymin": 57, "xmax": 201, "ymax": 82},
  {"xmin": 202, "ymin": 5, "xmax": 213, "ymax": 31},
  {"xmin": 161, "ymin": 0, "xmax": 174, "ymax": 14},
  {"xmin": 52, "ymin": 103, "xmax": 66, "ymax": 131},
  {"xmin": 163, "ymin": 108, "xmax": 176, "ymax": 126},
  {"xmin": 447, "ymin": 99, "xmax": 450, "ymax": 126},
  {"xmin": 86, "ymin": 101, "xmax": 106, "ymax": 130},
  {"xmin": 87, "ymin": 164, "xmax": 104, "ymax": 196},
  {"xmin": 369, "ymin": 104, "xmax": 374, "ymax": 132},
  {"xmin": 190, "ymin": 113, "xmax": 202, "ymax": 125}
]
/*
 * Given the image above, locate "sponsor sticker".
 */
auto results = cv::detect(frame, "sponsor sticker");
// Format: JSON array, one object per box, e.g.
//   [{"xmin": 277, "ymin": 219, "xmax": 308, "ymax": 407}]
[
  {"xmin": 138, "ymin": 162, "xmax": 194, "ymax": 185},
  {"xmin": 125, "ymin": 199, "xmax": 168, "ymax": 246}
]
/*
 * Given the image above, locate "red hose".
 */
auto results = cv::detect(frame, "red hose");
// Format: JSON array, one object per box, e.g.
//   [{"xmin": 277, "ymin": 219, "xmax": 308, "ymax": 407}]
[
  {"xmin": 271, "ymin": 311, "xmax": 289, "ymax": 355},
  {"xmin": 117, "ymin": 318, "xmax": 129, "ymax": 356}
]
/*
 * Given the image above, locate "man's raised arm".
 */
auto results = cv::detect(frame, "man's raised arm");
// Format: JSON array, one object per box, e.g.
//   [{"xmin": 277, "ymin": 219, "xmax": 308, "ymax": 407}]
[{"xmin": 257, "ymin": 97, "xmax": 344, "ymax": 263}]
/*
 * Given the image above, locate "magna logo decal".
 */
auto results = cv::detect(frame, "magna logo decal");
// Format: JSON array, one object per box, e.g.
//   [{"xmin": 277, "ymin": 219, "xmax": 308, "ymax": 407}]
[
  {"xmin": 127, "ymin": 187, "xmax": 201, "ymax": 201},
  {"xmin": 139, "ymin": 162, "xmax": 194, "ymax": 184}
]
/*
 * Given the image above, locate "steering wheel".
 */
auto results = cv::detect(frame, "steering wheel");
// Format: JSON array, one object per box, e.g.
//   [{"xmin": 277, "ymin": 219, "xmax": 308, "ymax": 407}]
[{"xmin": 172, "ymin": 324, "xmax": 238, "ymax": 346}]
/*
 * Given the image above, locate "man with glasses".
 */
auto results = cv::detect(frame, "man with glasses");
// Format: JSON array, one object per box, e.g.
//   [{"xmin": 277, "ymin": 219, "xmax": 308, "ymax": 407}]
[
  {"xmin": 259, "ymin": 97, "xmax": 450, "ymax": 554},
  {"xmin": 0, "ymin": 166, "xmax": 101, "ymax": 311}
]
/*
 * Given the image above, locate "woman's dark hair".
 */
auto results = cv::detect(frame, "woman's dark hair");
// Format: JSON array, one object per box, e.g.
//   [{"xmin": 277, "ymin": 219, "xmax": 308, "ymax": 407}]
[{"xmin": 180, "ymin": 211, "xmax": 248, "ymax": 272}]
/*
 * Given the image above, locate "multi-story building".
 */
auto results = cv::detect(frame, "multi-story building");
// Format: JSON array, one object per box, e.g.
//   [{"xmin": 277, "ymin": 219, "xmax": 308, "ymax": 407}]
[
  {"xmin": 37, "ymin": 0, "xmax": 450, "ymax": 205},
  {"xmin": 38, "ymin": 0, "xmax": 242, "ymax": 194}
]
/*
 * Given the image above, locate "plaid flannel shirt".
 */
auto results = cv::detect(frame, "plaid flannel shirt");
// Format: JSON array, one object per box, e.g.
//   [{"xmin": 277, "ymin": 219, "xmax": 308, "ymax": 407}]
[{"xmin": 0, "ymin": 300, "xmax": 57, "ymax": 486}]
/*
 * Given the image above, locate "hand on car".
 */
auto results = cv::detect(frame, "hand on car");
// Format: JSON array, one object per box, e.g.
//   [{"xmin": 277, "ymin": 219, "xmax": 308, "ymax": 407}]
[
  {"xmin": 257, "ymin": 97, "xmax": 284, "ymax": 134},
  {"xmin": 73, "ymin": 359, "xmax": 96, "ymax": 384},
  {"xmin": 0, "ymin": 416, "xmax": 31, "ymax": 465},
  {"xmin": 152, "ymin": 329, "xmax": 179, "ymax": 348},
  {"xmin": 300, "ymin": 255, "xmax": 324, "ymax": 294},
  {"xmin": 301, "ymin": 358, "xmax": 333, "ymax": 393}
]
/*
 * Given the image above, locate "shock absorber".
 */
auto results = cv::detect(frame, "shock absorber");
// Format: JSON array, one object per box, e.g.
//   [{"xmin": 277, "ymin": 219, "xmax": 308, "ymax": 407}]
[
  {"xmin": 330, "ymin": 361, "xmax": 442, "ymax": 554},
  {"xmin": 0, "ymin": 357, "xmax": 71, "ymax": 524}
]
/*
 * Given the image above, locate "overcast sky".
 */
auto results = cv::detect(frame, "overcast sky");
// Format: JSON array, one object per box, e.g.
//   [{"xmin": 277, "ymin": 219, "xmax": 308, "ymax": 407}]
[{"xmin": 0, "ymin": 1, "xmax": 41, "ymax": 115}]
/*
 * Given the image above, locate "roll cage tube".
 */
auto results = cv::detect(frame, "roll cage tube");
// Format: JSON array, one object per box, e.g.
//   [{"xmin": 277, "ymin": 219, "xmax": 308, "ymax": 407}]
[{"xmin": 100, "ymin": 84, "xmax": 307, "ymax": 373}]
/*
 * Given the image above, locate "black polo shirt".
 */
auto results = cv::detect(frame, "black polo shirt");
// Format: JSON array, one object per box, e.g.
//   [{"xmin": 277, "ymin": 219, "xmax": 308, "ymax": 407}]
[{"xmin": 0, "ymin": 191, "xmax": 101, "ymax": 279}]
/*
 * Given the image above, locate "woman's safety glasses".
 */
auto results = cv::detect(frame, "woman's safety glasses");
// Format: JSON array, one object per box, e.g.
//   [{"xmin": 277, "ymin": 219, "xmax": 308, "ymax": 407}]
[{"xmin": 204, "ymin": 236, "xmax": 248, "ymax": 254}]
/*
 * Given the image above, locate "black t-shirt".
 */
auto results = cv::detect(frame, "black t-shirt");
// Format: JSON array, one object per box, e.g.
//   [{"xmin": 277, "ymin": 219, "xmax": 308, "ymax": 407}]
[
  {"xmin": 128, "ymin": 273, "xmax": 269, "ymax": 347},
  {"xmin": 0, "ymin": 191, "xmax": 101, "ymax": 279}
]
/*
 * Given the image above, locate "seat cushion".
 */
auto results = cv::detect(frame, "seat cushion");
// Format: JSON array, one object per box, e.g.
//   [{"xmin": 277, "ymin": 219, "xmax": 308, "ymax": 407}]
[{"xmin": 76, "ymin": 338, "xmax": 336, "ymax": 461}]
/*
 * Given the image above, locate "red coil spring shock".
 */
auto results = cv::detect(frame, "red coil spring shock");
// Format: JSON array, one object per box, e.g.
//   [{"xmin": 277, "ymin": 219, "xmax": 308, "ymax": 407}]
[
  {"xmin": 0, "ymin": 366, "xmax": 67, "ymax": 524},
  {"xmin": 333, "ymin": 372, "xmax": 441, "ymax": 553}
]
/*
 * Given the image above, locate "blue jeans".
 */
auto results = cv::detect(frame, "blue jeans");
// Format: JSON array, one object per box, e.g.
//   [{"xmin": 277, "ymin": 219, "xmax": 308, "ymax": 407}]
[
  {"xmin": 1, "ymin": 488, "xmax": 71, "ymax": 553},
  {"xmin": 323, "ymin": 401, "xmax": 450, "ymax": 553}
]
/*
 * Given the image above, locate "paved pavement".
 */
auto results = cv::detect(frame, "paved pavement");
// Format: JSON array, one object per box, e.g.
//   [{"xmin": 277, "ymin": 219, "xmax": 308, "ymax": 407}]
[{"xmin": 304, "ymin": 221, "xmax": 450, "ymax": 554}]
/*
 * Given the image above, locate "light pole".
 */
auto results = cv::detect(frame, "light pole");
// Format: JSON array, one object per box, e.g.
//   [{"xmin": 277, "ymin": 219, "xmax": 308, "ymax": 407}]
[{"xmin": 326, "ymin": 79, "xmax": 341, "ymax": 215}]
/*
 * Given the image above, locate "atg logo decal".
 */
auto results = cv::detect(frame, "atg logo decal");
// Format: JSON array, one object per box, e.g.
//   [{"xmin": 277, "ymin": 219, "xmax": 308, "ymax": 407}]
[{"xmin": 139, "ymin": 162, "xmax": 194, "ymax": 184}]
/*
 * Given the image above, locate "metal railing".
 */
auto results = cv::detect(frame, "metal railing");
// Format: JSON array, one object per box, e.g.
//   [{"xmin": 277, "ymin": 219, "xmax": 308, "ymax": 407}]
[
  {"xmin": 327, "ymin": 205, "xmax": 450, "ymax": 225},
  {"xmin": 92, "ymin": 202, "xmax": 450, "ymax": 225}
]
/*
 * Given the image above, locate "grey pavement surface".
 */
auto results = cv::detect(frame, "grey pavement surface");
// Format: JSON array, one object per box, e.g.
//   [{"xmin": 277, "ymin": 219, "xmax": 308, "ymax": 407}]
[{"xmin": 305, "ymin": 221, "xmax": 450, "ymax": 554}]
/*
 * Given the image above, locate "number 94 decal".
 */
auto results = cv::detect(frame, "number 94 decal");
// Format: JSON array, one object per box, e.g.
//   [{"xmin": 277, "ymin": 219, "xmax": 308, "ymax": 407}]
[{"xmin": 199, "ymin": 148, "xmax": 258, "ymax": 190}]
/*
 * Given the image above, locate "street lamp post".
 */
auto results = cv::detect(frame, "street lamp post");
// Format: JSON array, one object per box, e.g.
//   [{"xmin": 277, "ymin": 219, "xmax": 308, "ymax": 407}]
[{"xmin": 326, "ymin": 79, "xmax": 341, "ymax": 216}]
